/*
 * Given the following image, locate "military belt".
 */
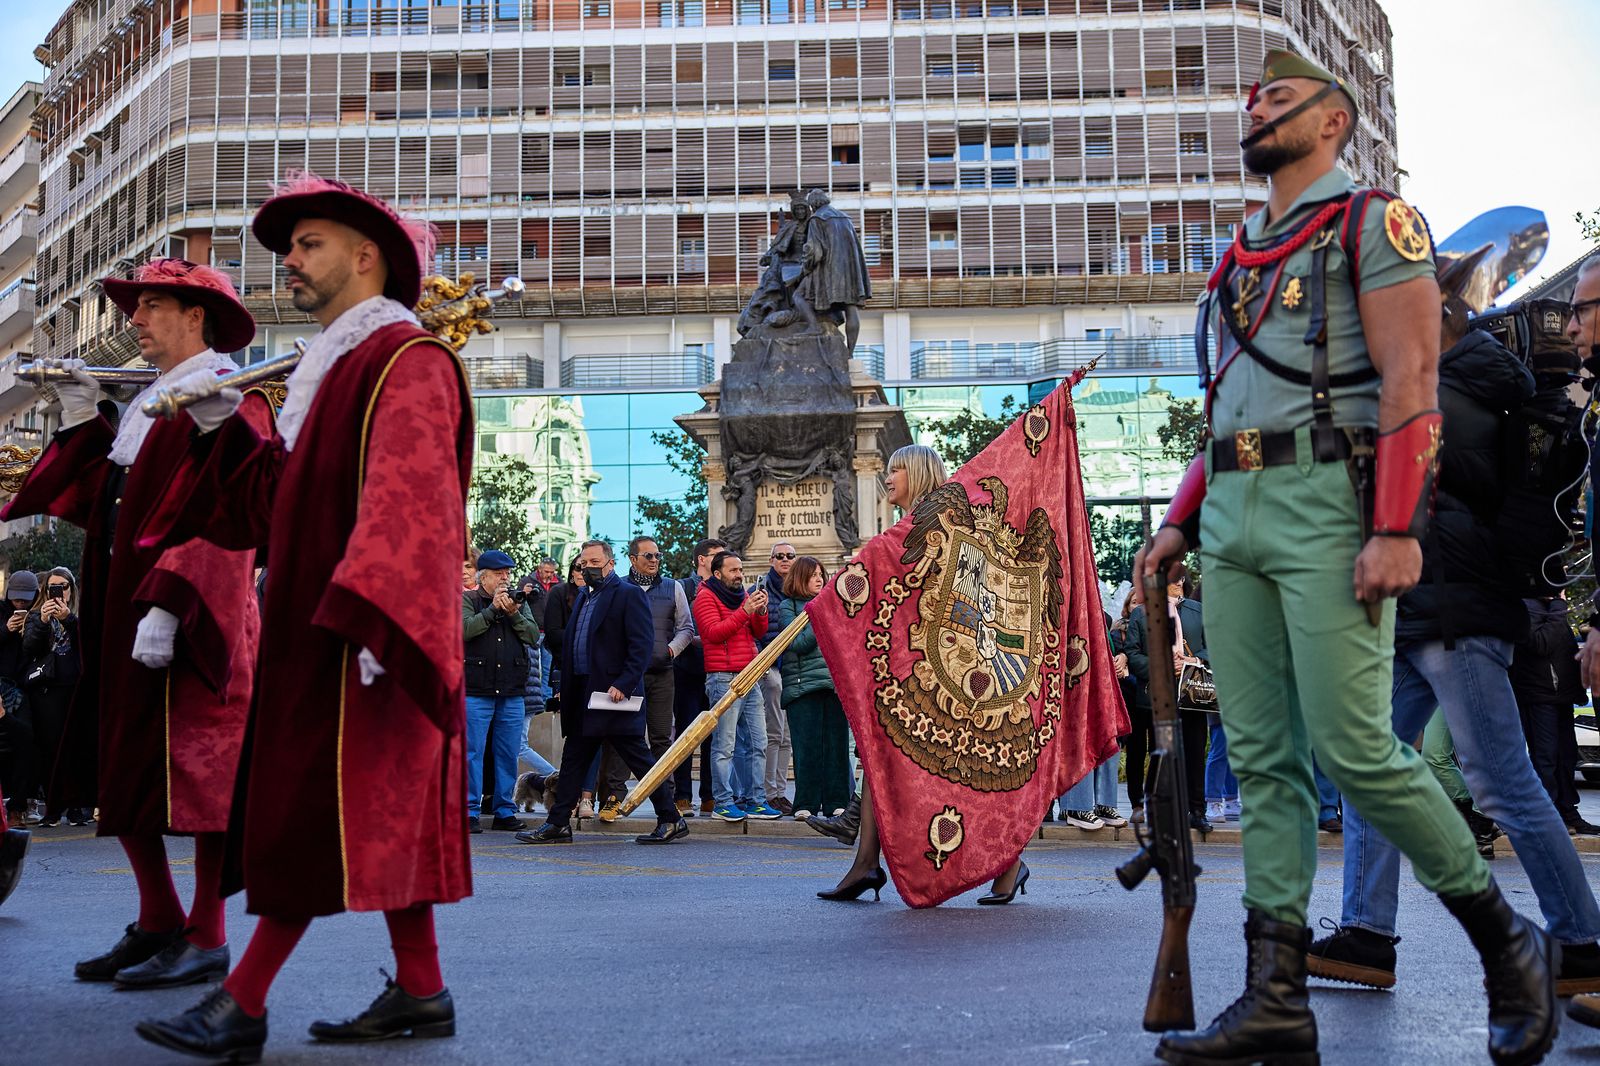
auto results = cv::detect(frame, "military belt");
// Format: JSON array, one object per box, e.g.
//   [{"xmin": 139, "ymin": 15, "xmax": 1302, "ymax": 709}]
[{"xmin": 1210, "ymin": 425, "xmax": 1374, "ymax": 473}]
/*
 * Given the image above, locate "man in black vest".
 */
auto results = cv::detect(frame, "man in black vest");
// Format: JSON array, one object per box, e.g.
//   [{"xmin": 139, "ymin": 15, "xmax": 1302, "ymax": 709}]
[{"xmin": 463, "ymin": 550, "xmax": 542, "ymax": 833}]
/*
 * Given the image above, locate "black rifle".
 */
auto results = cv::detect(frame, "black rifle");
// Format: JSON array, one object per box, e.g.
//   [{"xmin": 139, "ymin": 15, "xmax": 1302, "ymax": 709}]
[{"xmin": 1115, "ymin": 573, "xmax": 1199, "ymax": 1032}]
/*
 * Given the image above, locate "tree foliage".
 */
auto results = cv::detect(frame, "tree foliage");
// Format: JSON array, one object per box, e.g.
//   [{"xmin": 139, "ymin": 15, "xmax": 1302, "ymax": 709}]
[
  {"xmin": 1577, "ymin": 208, "xmax": 1600, "ymax": 245},
  {"xmin": 2, "ymin": 521, "xmax": 86, "ymax": 577},
  {"xmin": 921, "ymin": 395, "xmax": 1023, "ymax": 468},
  {"xmin": 1157, "ymin": 397, "xmax": 1207, "ymax": 464},
  {"xmin": 635, "ymin": 429, "xmax": 708, "ymax": 578},
  {"xmin": 468, "ymin": 456, "xmax": 543, "ymax": 571}
]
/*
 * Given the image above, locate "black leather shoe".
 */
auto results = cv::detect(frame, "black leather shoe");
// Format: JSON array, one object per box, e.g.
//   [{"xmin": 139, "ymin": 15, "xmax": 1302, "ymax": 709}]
[
  {"xmin": 636, "ymin": 819, "xmax": 689, "ymax": 845},
  {"xmin": 77, "ymin": 923, "xmax": 185, "ymax": 982},
  {"xmin": 490, "ymin": 816, "xmax": 526, "ymax": 831},
  {"xmin": 308, "ymin": 978, "xmax": 455, "ymax": 1042},
  {"xmin": 515, "ymin": 822, "xmax": 573, "ymax": 844},
  {"xmin": 1189, "ymin": 811, "xmax": 1213, "ymax": 834},
  {"xmin": 135, "ymin": 986, "xmax": 267, "ymax": 1064},
  {"xmin": 0, "ymin": 826, "xmax": 29, "ymax": 908},
  {"xmin": 806, "ymin": 794, "xmax": 860, "ymax": 845},
  {"xmin": 1442, "ymin": 879, "xmax": 1560, "ymax": 1066},
  {"xmin": 116, "ymin": 937, "xmax": 230, "ymax": 990},
  {"xmin": 1305, "ymin": 917, "xmax": 1398, "ymax": 990},
  {"xmin": 1157, "ymin": 910, "xmax": 1318, "ymax": 1066},
  {"xmin": 467, "ymin": 817, "xmax": 482, "ymax": 835},
  {"xmin": 977, "ymin": 860, "xmax": 1030, "ymax": 905}
]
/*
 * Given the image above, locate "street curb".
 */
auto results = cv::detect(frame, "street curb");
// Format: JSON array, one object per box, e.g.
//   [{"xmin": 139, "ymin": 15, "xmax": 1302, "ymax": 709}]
[{"xmin": 543, "ymin": 814, "xmax": 1600, "ymax": 855}]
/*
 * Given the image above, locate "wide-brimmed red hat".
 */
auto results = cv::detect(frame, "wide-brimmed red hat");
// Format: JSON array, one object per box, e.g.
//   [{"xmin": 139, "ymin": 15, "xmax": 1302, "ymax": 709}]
[
  {"xmin": 251, "ymin": 170, "xmax": 437, "ymax": 308},
  {"xmin": 100, "ymin": 258, "xmax": 258, "ymax": 353}
]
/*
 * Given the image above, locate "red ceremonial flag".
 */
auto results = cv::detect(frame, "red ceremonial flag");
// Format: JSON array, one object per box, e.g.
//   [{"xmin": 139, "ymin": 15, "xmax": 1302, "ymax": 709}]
[{"xmin": 807, "ymin": 373, "xmax": 1128, "ymax": 908}]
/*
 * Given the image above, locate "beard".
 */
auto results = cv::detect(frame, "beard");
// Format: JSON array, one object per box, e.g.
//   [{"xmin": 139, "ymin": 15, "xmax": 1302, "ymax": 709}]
[
  {"xmin": 1241, "ymin": 123, "xmax": 1318, "ymax": 176},
  {"xmin": 287, "ymin": 261, "xmax": 353, "ymax": 313}
]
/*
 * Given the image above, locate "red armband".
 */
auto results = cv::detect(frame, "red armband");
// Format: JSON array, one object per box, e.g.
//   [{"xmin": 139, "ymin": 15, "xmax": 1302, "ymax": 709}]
[
  {"xmin": 1160, "ymin": 454, "xmax": 1207, "ymax": 547},
  {"xmin": 1373, "ymin": 410, "xmax": 1442, "ymax": 538}
]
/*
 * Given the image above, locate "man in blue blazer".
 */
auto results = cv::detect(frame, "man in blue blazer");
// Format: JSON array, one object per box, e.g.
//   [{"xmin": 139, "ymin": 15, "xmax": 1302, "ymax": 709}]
[{"xmin": 517, "ymin": 540, "xmax": 687, "ymax": 845}]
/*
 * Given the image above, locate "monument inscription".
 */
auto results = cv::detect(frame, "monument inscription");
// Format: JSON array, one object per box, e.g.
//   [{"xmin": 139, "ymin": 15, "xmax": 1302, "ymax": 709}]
[{"xmin": 749, "ymin": 477, "xmax": 840, "ymax": 554}]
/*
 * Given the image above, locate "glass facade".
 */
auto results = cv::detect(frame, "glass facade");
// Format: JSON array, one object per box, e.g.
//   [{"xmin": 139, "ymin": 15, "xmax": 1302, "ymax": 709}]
[{"xmin": 474, "ymin": 369, "xmax": 1195, "ymax": 577}]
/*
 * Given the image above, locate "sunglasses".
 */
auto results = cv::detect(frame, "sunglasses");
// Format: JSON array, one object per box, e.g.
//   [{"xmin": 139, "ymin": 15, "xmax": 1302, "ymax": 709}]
[
  {"xmin": 770, "ymin": 552, "xmax": 796, "ymax": 561},
  {"xmin": 634, "ymin": 552, "xmax": 663, "ymax": 561},
  {"xmin": 46, "ymin": 585, "xmax": 69, "ymax": 593}
]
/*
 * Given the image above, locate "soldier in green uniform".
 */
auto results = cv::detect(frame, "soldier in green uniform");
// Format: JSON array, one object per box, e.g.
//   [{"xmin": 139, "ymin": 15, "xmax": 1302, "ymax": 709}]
[{"xmin": 1136, "ymin": 51, "xmax": 1559, "ymax": 1066}]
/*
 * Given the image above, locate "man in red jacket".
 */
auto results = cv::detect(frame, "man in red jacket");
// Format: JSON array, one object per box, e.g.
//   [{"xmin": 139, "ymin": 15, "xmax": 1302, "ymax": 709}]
[{"xmin": 692, "ymin": 551, "xmax": 776, "ymax": 822}]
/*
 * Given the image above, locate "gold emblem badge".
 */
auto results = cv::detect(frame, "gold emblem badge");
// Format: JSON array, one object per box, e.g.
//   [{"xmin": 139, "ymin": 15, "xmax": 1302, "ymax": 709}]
[
  {"xmin": 1234, "ymin": 429, "xmax": 1264, "ymax": 472},
  {"xmin": 1281, "ymin": 277, "xmax": 1304, "ymax": 311},
  {"xmin": 1231, "ymin": 267, "xmax": 1263, "ymax": 330},
  {"xmin": 925, "ymin": 806, "xmax": 965, "ymax": 870},
  {"xmin": 1022, "ymin": 403, "xmax": 1050, "ymax": 458},
  {"xmin": 1383, "ymin": 198, "xmax": 1432, "ymax": 262}
]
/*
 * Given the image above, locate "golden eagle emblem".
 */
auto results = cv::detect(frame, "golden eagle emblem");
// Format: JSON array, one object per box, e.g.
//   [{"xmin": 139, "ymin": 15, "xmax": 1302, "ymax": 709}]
[{"xmin": 1384, "ymin": 198, "xmax": 1431, "ymax": 263}]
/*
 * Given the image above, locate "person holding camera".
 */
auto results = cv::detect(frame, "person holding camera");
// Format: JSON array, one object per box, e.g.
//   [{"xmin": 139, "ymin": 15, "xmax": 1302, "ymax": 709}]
[
  {"xmin": 0, "ymin": 571, "xmax": 39, "ymax": 829},
  {"xmin": 693, "ymin": 551, "xmax": 777, "ymax": 822},
  {"xmin": 23, "ymin": 568, "xmax": 87, "ymax": 827},
  {"xmin": 463, "ymin": 550, "xmax": 542, "ymax": 833}
]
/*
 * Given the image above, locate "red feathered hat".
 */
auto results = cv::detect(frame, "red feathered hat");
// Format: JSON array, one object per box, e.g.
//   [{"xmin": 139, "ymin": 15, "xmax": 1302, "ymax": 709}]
[
  {"xmin": 100, "ymin": 258, "xmax": 258, "ymax": 354},
  {"xmin": 250, "ymin": 170, "xmax": 437, "ymax": 308}
]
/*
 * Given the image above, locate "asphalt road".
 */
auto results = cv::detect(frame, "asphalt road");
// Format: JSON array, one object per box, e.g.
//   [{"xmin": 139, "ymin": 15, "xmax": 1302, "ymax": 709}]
[{"xmin": 5, "ymin": 822, "xmax": 1600, "ymax": 1065}]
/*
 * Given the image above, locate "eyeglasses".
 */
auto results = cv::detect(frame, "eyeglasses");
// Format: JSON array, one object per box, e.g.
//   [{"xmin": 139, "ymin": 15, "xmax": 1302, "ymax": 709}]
[
  {"xmin": 1568, "ymin": 298, "xmax": 1600, "ymax": 322},
  {"xmin": 771, "ymin": 552, "xmax": 796, "ymax": 561},
  {"xmin": 634, "ymin": 552, "xmax": 663, "ymax": 561}
]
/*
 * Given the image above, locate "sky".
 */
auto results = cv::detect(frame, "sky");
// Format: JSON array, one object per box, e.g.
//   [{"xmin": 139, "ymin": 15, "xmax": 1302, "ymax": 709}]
[{"xmin": 2, "ymin": 0, "xmax": 1597, "ymax": 294}]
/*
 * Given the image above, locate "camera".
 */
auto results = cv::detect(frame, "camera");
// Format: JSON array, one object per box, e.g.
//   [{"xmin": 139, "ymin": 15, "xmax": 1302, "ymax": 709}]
[
  {"xmin": 511, "ymin": 587, "xmax": 533, "ymax": 605},
  {"xmin": 46, "ymin": 588, "xmax": 64, "ymax": 601}
]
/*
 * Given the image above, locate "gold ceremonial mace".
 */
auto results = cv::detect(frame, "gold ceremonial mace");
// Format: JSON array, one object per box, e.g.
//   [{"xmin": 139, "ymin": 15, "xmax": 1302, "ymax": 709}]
[{"xmin": 619, "ymin": 610, "xmax": 813, "ymax": 816}]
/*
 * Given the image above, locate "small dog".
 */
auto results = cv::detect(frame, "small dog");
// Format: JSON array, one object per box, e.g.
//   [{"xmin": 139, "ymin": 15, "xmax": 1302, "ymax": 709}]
[{"xmin": 514, "ymin": 771, "xmax": 560, "ymax": 814}]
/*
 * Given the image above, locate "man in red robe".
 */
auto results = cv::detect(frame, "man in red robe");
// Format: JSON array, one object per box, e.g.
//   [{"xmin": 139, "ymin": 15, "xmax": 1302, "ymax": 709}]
[
  {"xmin": 1, "ymin": 260, "xmax": 266, "ymax": 989},
  {"xmin": 135, "ymin": 173, "xmax": 472, "ymax": 1062}
]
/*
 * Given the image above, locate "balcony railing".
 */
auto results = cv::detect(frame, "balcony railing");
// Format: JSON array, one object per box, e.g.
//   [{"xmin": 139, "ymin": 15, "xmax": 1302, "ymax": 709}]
[
  {"xmin": 463, "ymin": 354, "xmax": 539, "ymax": 390},
  {"xmin": 909, "ymin": 336, "xmax": 1195, "ymax": 381},
  {"xmin": 559, "ymin": 350, "xmax": 714, "ymax": 390}
]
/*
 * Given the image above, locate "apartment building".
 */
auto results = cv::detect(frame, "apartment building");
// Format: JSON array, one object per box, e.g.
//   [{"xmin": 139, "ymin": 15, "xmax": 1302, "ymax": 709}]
[{"xmin": 27, "ymin": 0, "xmax": 1400, "ymax": 561}]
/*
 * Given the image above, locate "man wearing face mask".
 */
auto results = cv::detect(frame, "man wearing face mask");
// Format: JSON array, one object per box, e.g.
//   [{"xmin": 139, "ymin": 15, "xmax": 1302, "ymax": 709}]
[
  {"xmin": 1137, "ymin": 49, "xmax": 1555, "ymax": 1066},
  {"xmin": 517, "ymin": 540, "xmax": 687, "ymax": 845}
]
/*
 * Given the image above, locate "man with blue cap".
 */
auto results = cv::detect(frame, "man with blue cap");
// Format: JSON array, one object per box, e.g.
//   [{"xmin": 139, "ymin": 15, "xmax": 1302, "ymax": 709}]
[{"xmin": 463, "ymin": 549, "xmax": 542, "ymax": 832}]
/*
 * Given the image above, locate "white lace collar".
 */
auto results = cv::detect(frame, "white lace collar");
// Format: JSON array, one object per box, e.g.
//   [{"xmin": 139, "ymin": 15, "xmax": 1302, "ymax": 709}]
[
  {"xmin": 109, "ymin": 349, "xmax": 240, "ymax": 466},
  {"xmin": 277, "ymin": 296, "xmax": 418, "ymax": 451}
]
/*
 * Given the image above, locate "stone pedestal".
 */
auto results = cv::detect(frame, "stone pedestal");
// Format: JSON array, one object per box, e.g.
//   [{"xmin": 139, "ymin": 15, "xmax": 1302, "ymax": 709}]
[{"xmin": 678, "ymin": 359, "xmax": 911, "ymax": 570}]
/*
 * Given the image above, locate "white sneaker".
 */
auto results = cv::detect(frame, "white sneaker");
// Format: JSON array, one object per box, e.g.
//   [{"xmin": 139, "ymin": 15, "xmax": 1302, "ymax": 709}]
[
  {"xmin": 1093, "ymin": 804, "xmax": 1128, "ymax": 828},
  {"xmin": 1206, "ymin": 800, "xmax": 1226, "ymax": 824},
  {"xmin": 793, "ymin": 809, "xmax": 813, "ymax": 821},
  {"xmin": 1224, "ymin": 798, "xmax": 1242, "ymax": 822},
  {"xmin": 1063, "ymin": 808, "xmax": 1106, "ymax": 831}
]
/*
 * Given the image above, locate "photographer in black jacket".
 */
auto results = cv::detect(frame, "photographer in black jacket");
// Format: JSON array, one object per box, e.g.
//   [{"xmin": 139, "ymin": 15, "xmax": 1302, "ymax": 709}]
[{"xmin": 463, "ymin": 550, "xmax": 541, "ymax": 833}]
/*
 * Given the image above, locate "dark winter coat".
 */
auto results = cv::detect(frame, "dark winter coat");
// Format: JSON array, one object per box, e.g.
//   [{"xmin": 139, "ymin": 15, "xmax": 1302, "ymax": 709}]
[
  {"xmin": 462, "ymin": 588, "xmax": 540, "ymax": 697},
  {"xmin": 1396, "ymin": 330, "xmax": 1536, "ymax": 645},
  {"xmin": 1510, "ymin": 597, "xmax": 1586, "ymax": 705},
  {"xmin": 772, "ymin": 595, "xmax": 832, "ymax": 704}
]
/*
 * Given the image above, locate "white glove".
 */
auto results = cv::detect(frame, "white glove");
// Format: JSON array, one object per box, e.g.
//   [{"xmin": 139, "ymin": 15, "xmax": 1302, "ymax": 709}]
[
  {"xmin": 187, "ymin": 386, "xmax": 244, "ymax": 434},
  {"xmin": 51, "ymin": 358, "xmax": 101, "ymax": 429},
  {"xmin": 131, "ymin": 606, "xmax": 179, "ymax": 669},
  {"xmin": 358, "ymin": 646, "xmax": 386, "ymax": 687}
]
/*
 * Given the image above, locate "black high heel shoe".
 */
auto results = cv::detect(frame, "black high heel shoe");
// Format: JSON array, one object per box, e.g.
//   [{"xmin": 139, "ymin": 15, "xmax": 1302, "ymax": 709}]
[
  {"xmin": 817, "ymin": 866, "xmax": 888, "ymax": 902},
  {"xmin": 978, "ymin": 860, "xmax": 1029, "ymax": 905}
]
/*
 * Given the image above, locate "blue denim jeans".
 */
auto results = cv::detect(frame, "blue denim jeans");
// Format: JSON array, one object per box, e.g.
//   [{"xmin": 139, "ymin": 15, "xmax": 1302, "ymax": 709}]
[
  {"xmin": 1204, "ymin": 715, "xmax": 1238, "ymax": 802},
  {"xmin": 538, "ymin": 646, "xmax": 553, "ymax": 704},
  {"xmin": 518, "ymin": 714, "xmax": 556, "ymax": 778},
  {"xmin": 1342, "ymin": 635, "xmax": 1600, "ymax": 944},
  {"xmin": 707, "ymin": 672, "xmax": 767, "ymax": 808},
  {"xmin": 466, "ymin": 694, "xmax": 525, "ymax": 820},
  {"xmin": 1061, "ymin": 749, "xmax": 1120, "ymax": 811},
  {"xmin": 1314, "ymin": 757, "xmax": 1340, "ymax": 822}
]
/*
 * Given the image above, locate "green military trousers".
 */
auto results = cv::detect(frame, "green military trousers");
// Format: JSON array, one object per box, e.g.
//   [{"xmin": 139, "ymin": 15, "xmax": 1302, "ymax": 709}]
[{"xmin": 1199, "ymin": 433, "xmax": 1488, "ymax": 925}]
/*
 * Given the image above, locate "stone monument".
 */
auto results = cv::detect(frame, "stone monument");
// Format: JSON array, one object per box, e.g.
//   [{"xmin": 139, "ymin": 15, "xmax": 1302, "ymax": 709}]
[{"xmin": 677, "ymin": 189, "xmax": 910, "ymax": 568}]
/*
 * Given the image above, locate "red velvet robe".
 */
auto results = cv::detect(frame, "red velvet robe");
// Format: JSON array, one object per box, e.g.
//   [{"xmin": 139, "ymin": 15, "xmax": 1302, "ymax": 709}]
[
  {"xmin": 140, "ymin": 322, "xmax": 473, "ymax": 918},
  {"xmin": 0, "ymin": 399, "xmax": 269, "ymax": 837}
]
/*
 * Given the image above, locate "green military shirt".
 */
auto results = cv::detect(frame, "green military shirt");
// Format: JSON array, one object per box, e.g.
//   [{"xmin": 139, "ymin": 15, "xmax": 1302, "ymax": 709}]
[{"xmin": 1208, "ymin": 167, "xmax": 1435, "ymax": 439}]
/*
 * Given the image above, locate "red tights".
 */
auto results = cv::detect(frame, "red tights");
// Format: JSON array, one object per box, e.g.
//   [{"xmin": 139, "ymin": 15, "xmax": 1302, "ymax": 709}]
[
  {"xmin": 221, "ymin": 905, "xmax": 442, "ymax": 1018},
  {"xmin": 118, "ymin": 833, "xmax": 229, "ymax": 949}
]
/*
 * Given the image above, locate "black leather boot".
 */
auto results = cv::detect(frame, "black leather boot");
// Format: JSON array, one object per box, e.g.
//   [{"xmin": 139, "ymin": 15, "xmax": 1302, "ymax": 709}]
[
  {"xmin": 1455, "ymin": 798, "xmax": 1502, "ymax": 860},
  {"xmin": 308, "ymin": 978, "xmax": 455, "ymax": 1042},
  {"xmin": 0, "ymin": 826, "xmax": 29, "ymax": 907},
  {"xmin": 1156, "ymin": 910, "xmax": 1319, "ymax": 1066},
  {"xmin": 76, "ymin": 922, "xmax": 185, "ymax": 982},
  {"xmin": 805, "ymin": 794, "xmax": 860, "ymax": 845},
  {"xmin": 135, "ymin": 987, "xmax": 267, "ymax": 1064},
  {"xmin": 1440, "ymin": 880, "xmax": 1559, "ymax": 1066}
]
